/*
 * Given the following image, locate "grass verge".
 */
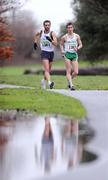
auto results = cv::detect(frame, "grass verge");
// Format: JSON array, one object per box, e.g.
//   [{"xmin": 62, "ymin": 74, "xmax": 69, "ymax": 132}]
[
  {"xmin": 0, "ymin": 88, "xmax": 86, "ymax": 119},
  {"xmin": 1, "ymin": 64, "xmax": 108, "ymax": 119}
]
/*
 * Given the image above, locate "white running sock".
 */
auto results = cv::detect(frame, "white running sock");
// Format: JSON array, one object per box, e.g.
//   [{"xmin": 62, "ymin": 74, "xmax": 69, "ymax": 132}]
[
  {"xmin": 68, "ymin": 79, "xmax": 73, "ymax": 87},
  {"xmin": 48, "ymin": 80, "xmax": 51, "ymax": 86},
  {"xmin": 41, "ymin": 79, "xmax": 46, "ymax": 89}
]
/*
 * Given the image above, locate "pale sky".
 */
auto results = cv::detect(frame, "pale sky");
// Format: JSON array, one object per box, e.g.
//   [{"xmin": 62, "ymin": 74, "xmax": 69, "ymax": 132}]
[{"xmin": 23, "ymin": 0, "xmax": 74, "ymax": 34}]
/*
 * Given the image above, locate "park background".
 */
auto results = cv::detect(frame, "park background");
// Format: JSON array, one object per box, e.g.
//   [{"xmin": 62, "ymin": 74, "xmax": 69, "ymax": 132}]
[{"xmin": 0, "ymin": 0, "xmax": 108, "ymax": 118}]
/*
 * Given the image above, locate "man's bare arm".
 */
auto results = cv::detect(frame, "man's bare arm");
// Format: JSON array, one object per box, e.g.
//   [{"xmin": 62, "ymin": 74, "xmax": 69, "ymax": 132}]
[
  {"xmin": 51, "ymin": 32, "xmax": 57, "ymax": 46},
  {"xmin": 34, "ymin": 32, "xmax": 40, "ymax": 50},
  {"xmin": 34, "ymin": 32, "xmax": 40, "ymax": 43},
  {"xmin": 60, "ymin": 36, "xmax": 65, "ymax": 56},
  {"xmin": 77, "ymin": 35, "xmax": 83, "ymax": 50}
]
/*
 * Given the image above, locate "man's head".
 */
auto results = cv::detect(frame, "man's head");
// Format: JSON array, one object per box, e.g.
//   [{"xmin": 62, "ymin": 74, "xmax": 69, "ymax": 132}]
[
  {"xmin": 66, "ymin": 22, "xmax": 74, "ymax": 33},
  {"xmin": 43, "ymin": 20, "xmax": 51, "ymax": 32}
]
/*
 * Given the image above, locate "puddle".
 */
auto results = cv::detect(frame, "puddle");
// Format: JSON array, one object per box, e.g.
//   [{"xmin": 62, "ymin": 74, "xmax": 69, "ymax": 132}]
[{"xmin": 0, "ymin": 110, "xmax": 96, "ymax": 180}]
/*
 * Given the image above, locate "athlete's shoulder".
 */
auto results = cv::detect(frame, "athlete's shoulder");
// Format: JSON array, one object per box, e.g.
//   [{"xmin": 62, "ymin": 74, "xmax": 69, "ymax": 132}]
[
  {"xmin": 35, "ymin": 31, "xmax": 42, "ymax": 37},
  {"xmin": 51, "ymin": 31, "xmax": 57, "ymax": 38},
  {"xmin": 74, "ymin": 33, "xmax": 80, "ymax": 38},
  {"xmin": 61, "ymin": 34, "xmax": 67, "ymax": 40}
]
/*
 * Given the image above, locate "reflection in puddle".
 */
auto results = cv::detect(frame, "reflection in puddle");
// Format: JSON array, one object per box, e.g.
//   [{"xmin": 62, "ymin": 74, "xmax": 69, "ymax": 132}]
[{"xmin": 0, "ymin": 110, "xmax": 96, "ymax": 180}]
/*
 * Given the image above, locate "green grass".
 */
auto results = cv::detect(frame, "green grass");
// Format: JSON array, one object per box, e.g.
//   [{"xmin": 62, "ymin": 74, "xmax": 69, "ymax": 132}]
[
  {"xmin": 1, "ymin": 59, "xmax": 108, "ymax": 75},
  {"xmin": 0, "ymin": 74, "xmax": 108, "ymax": 90},
  {"xmin": 50, "ymin": 59, "xmax": 108, "ymax": 68},
  {"xmin": 0, "ymin": 64, "xmax": 41, "ymax": 75},
  {"xmin": 0, "ymin": 65, "xmax": 87, "ymax": 119},
  {"xmin": 0, "ymin": 88, "xmax": 86, "ymax": 119},
  {"xmin": 0, "ymin": 62, "xmax": 108, "ymax": 120}
]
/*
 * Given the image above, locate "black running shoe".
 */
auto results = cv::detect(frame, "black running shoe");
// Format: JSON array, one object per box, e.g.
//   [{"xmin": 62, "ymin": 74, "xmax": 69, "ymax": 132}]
[
  {"xmin": 70, "ymin": 86, "xmax": 75, "ymax": 90},
  {"xmin": 68, "ymin": 84, "xmax": 71, "ymax": 89},
  {"xmin": 49, "ymin": 82, "xmax": 54, "ymax": 89}
]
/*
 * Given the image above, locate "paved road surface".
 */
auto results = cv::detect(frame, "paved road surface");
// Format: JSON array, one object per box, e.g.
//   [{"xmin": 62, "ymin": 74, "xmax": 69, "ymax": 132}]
[
  {"xmin": 1, "ymin": 84, "xmax": 108, "ymax": 180},
  {"xmin": 44, "ymin": 90, "xmax": 108, "ymax": 180}
]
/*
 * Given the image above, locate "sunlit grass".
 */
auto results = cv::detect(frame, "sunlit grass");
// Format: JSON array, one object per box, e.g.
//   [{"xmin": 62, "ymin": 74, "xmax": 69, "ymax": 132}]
[
  {"xmin": 1, "ymin": 59, "xmax": 108, "ymax": 75},
  {"xmin": 0, "ymin": 74, "xmax": 108, "ymax": 90},
  {"xmin": 0, "ymin": 61, "xmax": 108, "ymax": 120},
  {"xmin": 0, "ymin": 88, "xmax": 86, "ymax": 119}
]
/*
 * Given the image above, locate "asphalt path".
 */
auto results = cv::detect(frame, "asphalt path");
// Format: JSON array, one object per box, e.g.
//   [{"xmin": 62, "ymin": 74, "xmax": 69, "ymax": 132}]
[
  {"xmin": 0, "ymin": 84, "xmax": 108, "ymax": 180},
  {"xmin": 45, "ymin": 89, "xmax": 108, "ymax": 180}
]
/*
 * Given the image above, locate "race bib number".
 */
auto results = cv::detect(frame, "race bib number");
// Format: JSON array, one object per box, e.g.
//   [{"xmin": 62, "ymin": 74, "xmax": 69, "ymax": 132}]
[
  {"xmin": 68, "ymin": 41, "xmax": 77, "ymax": 51},
  {"xmin": 42, "ymin": 40, "xmax": 50, "ymax": 47},
  {"xmin": 68, "ymin": 44, "xmax": 75, "ymax": 50}
]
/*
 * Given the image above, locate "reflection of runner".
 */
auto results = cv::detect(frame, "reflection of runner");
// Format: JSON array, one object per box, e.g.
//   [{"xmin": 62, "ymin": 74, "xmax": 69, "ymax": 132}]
[
  {"xmin": 0, "ymin": 119, "xmax": 14, "ymax": 180},
  {"xmin": 0, "ymin": 120, "xmax": 13, "ymax": 147},
  {"xmin": 61, "ymin": 120, "xmax": 79, "ymax": 169},
  {"xmin": 34, "ymin": 20, "xmax": 57, "ymax": 89},
  {"xmin": 40, "ymin": 116, "xmax": 55, "ymax": 173},
  {"xmin": 60, "ymin": 22, "xmax": 83, "ymax": 90}
]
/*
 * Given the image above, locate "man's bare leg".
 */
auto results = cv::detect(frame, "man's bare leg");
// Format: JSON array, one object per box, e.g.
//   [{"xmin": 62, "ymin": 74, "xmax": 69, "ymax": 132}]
[{"xmin": 65, "ymin": 59, "xmax": 74, "ymax": 88}]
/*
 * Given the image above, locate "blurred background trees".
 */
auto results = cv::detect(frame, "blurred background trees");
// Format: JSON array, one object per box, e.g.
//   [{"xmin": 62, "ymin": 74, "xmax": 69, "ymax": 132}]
[
  {"xmin": 0, "ymin": 0, "xmax": 39, "ymax": 65},
  {"xmin": 1, "ymin": 0, "xmax": 108, "ymax": 65},
  {"xmin": 10, "ymin": 10, "xmax": 39, "ymax": 61},
  {"xmin": 0, "ymin": 17, "xmax": 14, "ymax": 61},
  {"xmin": 0, "ymin": 0, "xmax": 16, "ymax": 61},
  {"xmin": 59, "ymin": 0, "xmax": 108, "ymax": 61},
  {"xmin": 73, "ymin": 0, "xmax": 108, "ymax": 61}
]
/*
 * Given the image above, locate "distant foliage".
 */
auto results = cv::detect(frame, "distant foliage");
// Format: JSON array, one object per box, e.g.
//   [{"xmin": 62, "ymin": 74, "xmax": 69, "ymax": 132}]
[
  {"xmin": 11, "ymin": 10, "xmax": 38, "ymax": 58},
  {"xmin": 71, "ymin": 0, "xmax": 108, "ymax": 60},
  {"xmin": 0, "ymin": 18, "xmax": 15, "ymax": 60},
  {"xmin": 59, "ymin": 0, "xmax": 108, "ymax": 61},
  {"xmin": 0, "ymin": 0, "xmax": 28, "ymax": 61}
]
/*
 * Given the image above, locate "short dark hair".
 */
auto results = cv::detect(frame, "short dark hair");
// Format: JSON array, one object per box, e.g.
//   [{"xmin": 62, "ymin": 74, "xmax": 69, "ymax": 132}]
[
  {"xmin": 43, "ymin": 20, "xmax": 51, "ymax": 25},
  {"xmin": 66, "ymin": 22, "xmax": 73, "ymax": 28}
]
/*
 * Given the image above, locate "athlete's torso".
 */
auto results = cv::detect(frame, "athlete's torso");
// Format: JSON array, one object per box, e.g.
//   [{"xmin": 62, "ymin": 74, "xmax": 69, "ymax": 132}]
[
  {"xmin": 64, "ymin": 33, "xmax": 78, "ymax": 53},
  {"xmin": 40, "ymin": 31, "xmax": 54, "ymax": 52}
]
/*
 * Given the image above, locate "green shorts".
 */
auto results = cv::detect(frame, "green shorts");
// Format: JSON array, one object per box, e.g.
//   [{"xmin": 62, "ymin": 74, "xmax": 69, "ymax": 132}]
[{"xmin": 65, "ymin": 52, "xmax": 78, "ymax": 61}]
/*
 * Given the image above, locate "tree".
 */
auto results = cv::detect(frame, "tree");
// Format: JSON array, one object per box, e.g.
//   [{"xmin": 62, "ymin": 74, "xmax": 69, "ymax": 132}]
[
  {"xmin": 11, "ymin": 10, "xmax": 38, "ymax": 58},
  {"xmin": 71, "ymin": 0, "xmax": 108, "ymax": 60},
  {"xmin": 0, "ymin": 0, "xmax": 28, "ymax": 61},
  {"xmin": 0, "ymin": 17, "xmax": 15, "ymax": 60}
]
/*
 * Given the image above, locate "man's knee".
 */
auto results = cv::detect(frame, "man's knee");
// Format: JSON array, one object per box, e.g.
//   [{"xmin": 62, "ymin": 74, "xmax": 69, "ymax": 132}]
[
  {"xmin": 74, "ymin": 70, "xmax": 78, "ymax": 76},
  {"xmin": 66, "ymin": 70, "xmax": 71, "ymax": 74},
  {"xmin": 45, "ymin": 70, "xmax": 50, "ymax": 74}
]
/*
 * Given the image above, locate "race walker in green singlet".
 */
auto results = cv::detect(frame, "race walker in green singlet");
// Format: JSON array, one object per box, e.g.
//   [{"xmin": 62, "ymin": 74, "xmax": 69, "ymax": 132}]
[
  {"xmin": 60, "ymin": 22, "xmax": 83, "ymax": 90},
  {"xmin": 64, "ymin": 33, "xmax": 78, "ymax": 61}
]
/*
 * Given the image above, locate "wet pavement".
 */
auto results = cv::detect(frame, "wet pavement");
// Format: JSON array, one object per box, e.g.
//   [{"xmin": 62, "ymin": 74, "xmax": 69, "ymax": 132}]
[
  {"xmin": 0, "ymin": 84, "xmax": 108, "ymax": 180},
  {"xmin": 49, "ymin": 90, "xmax": 108, "ymax": 180},
  {"xmin": 0, "ymin": 110, "xmax": 96, "ymax": 180}
]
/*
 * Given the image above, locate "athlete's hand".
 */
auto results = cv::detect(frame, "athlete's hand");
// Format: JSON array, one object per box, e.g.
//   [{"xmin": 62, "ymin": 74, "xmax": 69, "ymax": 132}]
[
  {"xmin": 61, "ymin": 51, "xmax": 65, "ymax": 58},
  {"xmin": 45, "ymin": 36, "xmax": 52, "ymax": 42},
  {"xmin": 74, "ymin": 47, "xmax": 78, "ymax": 52},
  {"xmin": 34, "ymin": 42, "xmax": 37, "ymax": 50}
]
